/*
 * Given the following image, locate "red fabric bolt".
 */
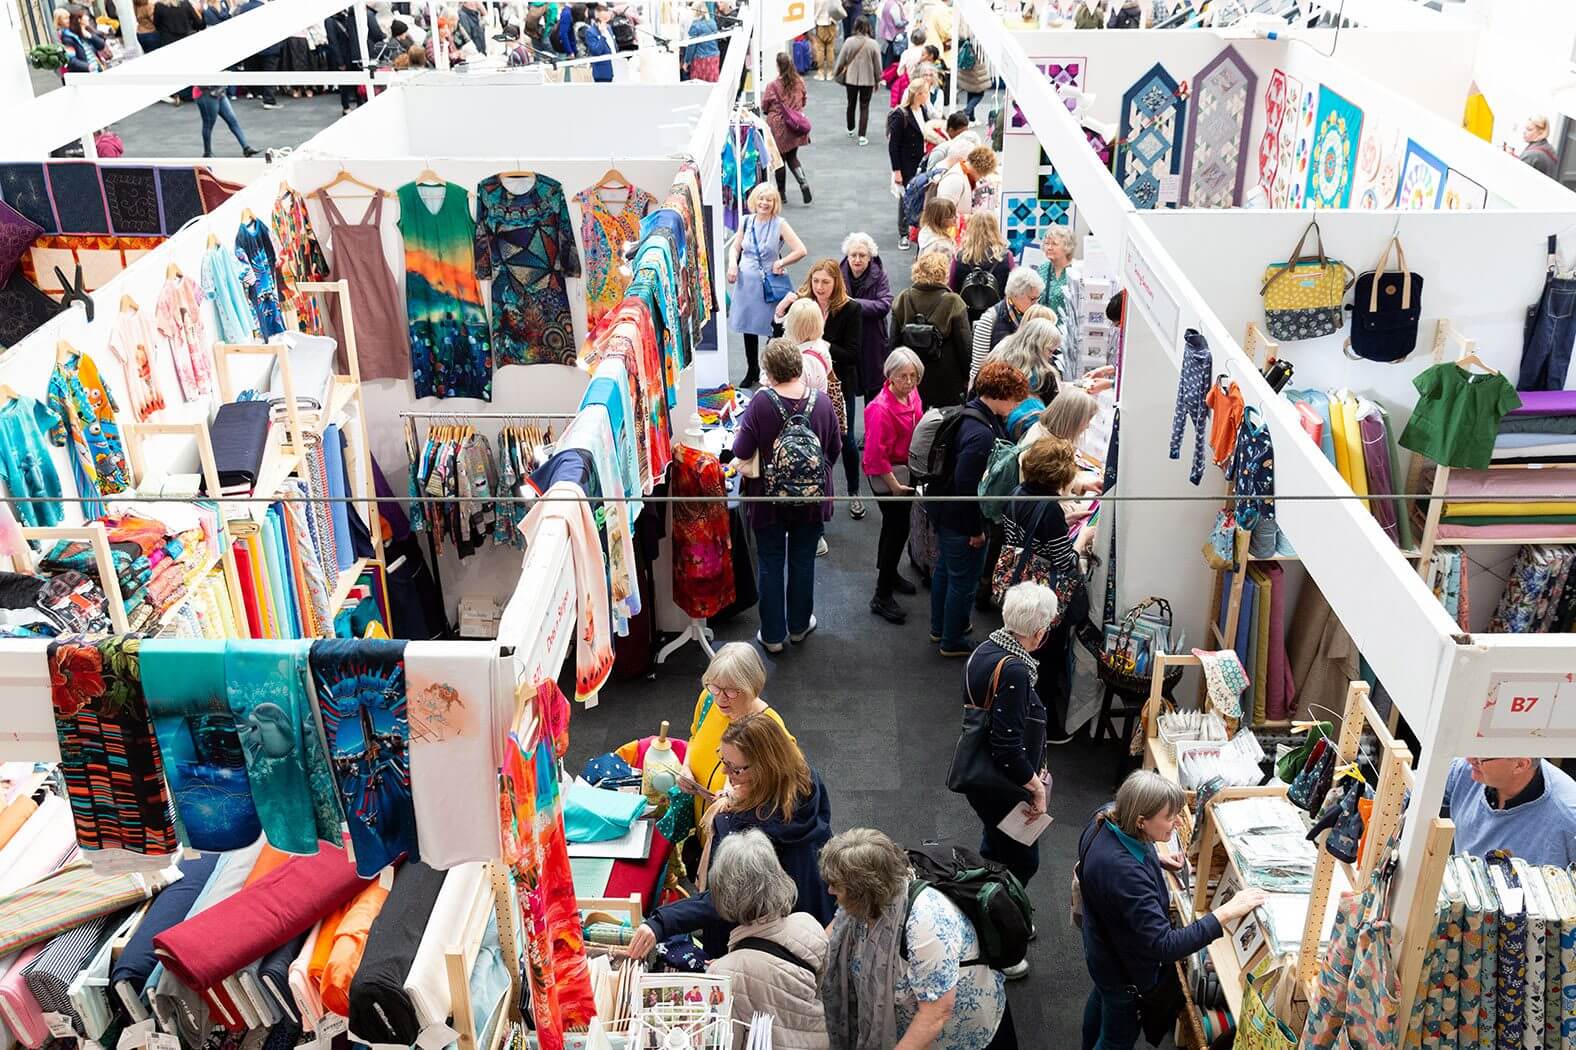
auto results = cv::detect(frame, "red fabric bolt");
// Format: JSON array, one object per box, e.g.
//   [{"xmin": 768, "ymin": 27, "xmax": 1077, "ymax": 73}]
[{"xmin": 152, "ymin": 842, "xmax": 369, "ymax": 992}]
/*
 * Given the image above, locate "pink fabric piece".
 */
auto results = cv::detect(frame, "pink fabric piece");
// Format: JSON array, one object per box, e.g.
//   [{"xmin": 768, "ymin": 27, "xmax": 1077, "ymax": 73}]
[
  {"xmin": 0, "ymin": 946, "xmax": 47, "ymax": 1048},
  {"xmin": 152, "ymin": 843, "xmax": 367, "ymax": 994},
  {"xmin": 520, "ymin": 481, "xmax": 613, "ymax": 704},
  {"xmin": 1445, "ymin": 466, "xmax": 1576, "ymax": 499},
  {"xmin": 1263, "ymin": 563, "xmax": 1293, "ymax": 722},
  {"xmin": 1436, "ymin": 523, "xmax": 1576, "ymax": 540}
]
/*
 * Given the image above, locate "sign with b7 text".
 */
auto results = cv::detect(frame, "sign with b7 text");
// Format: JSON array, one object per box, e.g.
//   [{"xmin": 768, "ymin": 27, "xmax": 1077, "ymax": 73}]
[
  {"xmin": 761, "ymin": 0, "xmax": 813, "ymax": 48},
  {"xmin": 1478, "ymin": 672, "xmax": 1576, "ymax": 738}
]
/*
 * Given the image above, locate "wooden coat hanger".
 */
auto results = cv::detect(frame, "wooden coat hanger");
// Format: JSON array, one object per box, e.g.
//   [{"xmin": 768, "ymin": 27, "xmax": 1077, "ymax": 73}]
[
  {"xmin": 166, "ymin": 261, "xmax": 183, "ymax": 279},
  {"xmin": 239, "ymin": 207, "xmax": 255, "ymax": 224},
  {"xmin": 414, "ymin": 165, "xmax": 444, "ymax": 185},
  {"xmin": 312, "ymin": 168, "xmax": 393, "ymax": 198},
  {"xmin": 56, "ymin": 338, "xmax": 77, "ymax": 365},
  {"xmin": 207, "ymin": 233, "xmax": 221, "ymax": 249},
  {"xmin": 1456, "ymin": 350, "xmax": 1498, "ymax": 374},
  {"xmin": 119, "ymin": 294, "xmax": 138, "ymax": 313},
  {"xmin": 0, "ymin": 384, "xmax": 22, "ymax": 404}
]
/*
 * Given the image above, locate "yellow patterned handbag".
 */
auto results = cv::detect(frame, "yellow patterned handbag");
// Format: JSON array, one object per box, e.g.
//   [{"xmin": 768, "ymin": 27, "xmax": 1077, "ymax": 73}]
[
  {"xmin": 1260, "ymin": 220, "xmax": 1355, "ymax": 342},
  {"xmin": 1234, "ymin": 955, "xmax": 1304, "ymax": 1050}
]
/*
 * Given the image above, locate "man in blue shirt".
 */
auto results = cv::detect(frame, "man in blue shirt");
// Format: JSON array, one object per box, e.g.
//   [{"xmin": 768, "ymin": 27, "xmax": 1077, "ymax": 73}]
[{"xmin": 1443, "ymin": 756, "xmax": 1576, "ymax": 867}]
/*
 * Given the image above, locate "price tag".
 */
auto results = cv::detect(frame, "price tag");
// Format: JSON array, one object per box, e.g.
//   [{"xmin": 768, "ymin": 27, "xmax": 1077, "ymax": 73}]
[
  {"xmin": 317, "ymin": 1015, "xmax": 349, "ymax": 1042},
  {"xmin": 416, "ymin": 1023, "xmax": 461, "ymax": 1050},
  {"xmin": 148, "ymin": 1033, "xmax": 180, "ymax": 1050},
  {"xmin": 377, "ymin": 866, "xmax": 395, "ymax": 891},
  {"xmin": 44, "ymin": 1013, "xmax": 77, "ymax": 1039},
  {"xmin": 1157, "ymin": 173, "xmax": 1181, "ymax": 204},
  {"xmin": 117, "ymin": 1019, "xmax": 156, "ymax": 1050}
]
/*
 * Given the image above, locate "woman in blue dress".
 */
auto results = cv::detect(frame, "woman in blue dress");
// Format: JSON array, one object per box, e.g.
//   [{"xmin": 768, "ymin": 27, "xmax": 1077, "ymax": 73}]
[{"xmin": 727, "ymin": 184, "xmax": 807, "ymax": 388}]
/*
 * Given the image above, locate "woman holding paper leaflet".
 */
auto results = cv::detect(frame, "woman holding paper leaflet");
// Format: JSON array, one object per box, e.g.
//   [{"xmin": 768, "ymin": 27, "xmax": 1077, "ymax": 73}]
[{"xmin": 958, "ymin": 580, "xmax": 1057, "ymax": 978}]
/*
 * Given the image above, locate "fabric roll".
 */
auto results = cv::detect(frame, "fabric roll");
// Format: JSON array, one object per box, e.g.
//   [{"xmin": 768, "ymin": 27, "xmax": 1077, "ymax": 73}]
[
  {"xmin": 404, "ymin": 862, "xmax": 487, "ymax": 1031},
  {"xmin": 1250, "ymin": 567, "xmax": 1271, "ymax": 725},
  {"xmin": 1338, "ymin": 396, "xmax": 1369, "ymax": 510},
  {"xmin": 141, "ymin": 640, "xmax": 264, "ymax": 853},
  {"xmin": 1358, "ymin": 413, "xmax": 1399, "ymax": 545},
  {"xmin": 74, "ymin": 910, "xmax": 144, "ymax": 1035},
  {"xmin": 26, "ymin": 909, "xmax": 122, "ymax": 1036},
  {"xmin": 0, "ymin": 860, "xmax": 165, "ymax": 957},
  {"xmin": 1445, "ymin": 466, "xmax": 1576, "ymax": 500},
  {"xmin": 0, "ymin": 795, "xmax": 75, "ymax": 898},
  {"xmin": 465, "ymin": 913, "xmax": 509, "ymax": 1041},
  {"xmin": 150, "ymin": 839, "xmax": 263, "ymax": 1044},
  {"xmin": 348, "ymin": 861, "xmax": 449, "ymax": 1044},
  {"xmin": 282, "ymin": 480, "xmax": 332, "ymax": 637},
  {"xmin": 309, "ymin": 639, "xmax": 416, "ymax": 876},
  {"xmin": 258, "ymin": 932, "xmax": 306, "ymax": 1024},
  {"xmin": 247, "ymin": 533, "xmax": 280, "ymax": 639},
  {"xmin": 1233, "ymin": 573, "xmax": 1257, "ymax": 688},
  {"xmin": 1262, "ymin": 564, "xmax": 1292, "ymax": 723},
  {"xmin": 0, "ymin": 640, "xmax": 59, "ymax": 764},
  {"xmin": 153, "ymin": 842, "xmax": 367, "ymax": 994},
  {"xmin": 232, "ymin": 540, "xmax": 263, "ymax": 638},
  {"xmin": 0, "ymin": 797, "xmax": 36, "ymax": 852},
  {"xmin": 225, "ymin": 640, "xmax": 339, "ymax": 855},
  {"xmin": 110, "ymin": 850, "xmax": 218, "ymax": 1018},
  {"xmin": 288, "ymin": 921, "xmax": 326, "ymax": 1030},
  {"xmin": 1329, "ymin": 394, "xmax": 1351, "ymax": 484},
  {"xmin": 319, "ymin": 879, "xmax": 389, "ymax": 1016},
  {"xmin": 323, "ymin": 425, "xmax": 354, "ymax": 575},
  {"xmin": 406, "ymin": 642, "xmax": 505, "ymax": 869},
  {"xmin": 0, "ymin": 946, "xmax": 48, "ymax": 1048},
  {"xmin": 1445, "ymin": 501, "xmax": 1576, "ymax": 518},
  {"xmin": 262, "ymin": 510, "xmax": 299, "ymax": 639},
  {"xmin": 1505, "ymin": 389, "xmax": 1576, "ymax": 417}
]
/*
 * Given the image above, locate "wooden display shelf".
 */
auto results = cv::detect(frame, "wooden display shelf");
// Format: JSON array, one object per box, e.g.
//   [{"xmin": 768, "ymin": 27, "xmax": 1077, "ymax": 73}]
[{"xmin": 329, "ymin": 557, "xmax": 371, "ymax": 616}]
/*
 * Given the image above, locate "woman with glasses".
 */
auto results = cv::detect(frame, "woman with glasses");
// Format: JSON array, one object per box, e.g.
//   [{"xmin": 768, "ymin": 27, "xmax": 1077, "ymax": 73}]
[
  {"xmin": 626, "ymin": 715, "xmax": 834, "ymax": 960},
  {"xmin": 680, "ymin": 643, "xmax": 792, "ymax": 818}
]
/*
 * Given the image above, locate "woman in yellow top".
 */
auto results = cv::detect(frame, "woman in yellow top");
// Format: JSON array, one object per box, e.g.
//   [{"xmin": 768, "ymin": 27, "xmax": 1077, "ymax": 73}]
[{"xmin": 681, "ymin": 643, "xmax": 791, "ymax": 814}]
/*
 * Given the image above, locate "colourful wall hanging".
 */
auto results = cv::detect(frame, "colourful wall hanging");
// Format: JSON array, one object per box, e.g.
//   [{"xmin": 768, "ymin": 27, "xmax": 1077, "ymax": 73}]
[
  {"xmin": 1441, "ymin": 168, "xmax": 1488, "ymax": 210},
  {"xmin": 1257, "ymin": 69, "xmax": 1288, "ymax": 197},
  {"xmin": 1181, "ymin": 46, "xmax": 1257, "ymax": 208},
  {"xmin": 1305, "ymin": 85, "xmax": 1363, "ymax": 209},
  {"xmin": 1010, "ymin": 57, "xmax": 1086, "ymax": 135},
  {"xmin": 1270, "ymin": 73, "xmax": 1302, "ymax": 208},
  {"xmin": 1288, "ymin": 83, "xmax": 1317, "ymax": 208},
  {"xmin": 1397, "ymin": 139, "xmax": 1448, "ymax": 210},
  {"xmin": 1116, "ymin": 63, "xmax": 1187, "ymax": 210}
]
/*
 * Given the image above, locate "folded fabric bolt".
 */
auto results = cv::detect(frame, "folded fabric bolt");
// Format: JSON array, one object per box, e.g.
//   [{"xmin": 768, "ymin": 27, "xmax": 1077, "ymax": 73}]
[
  {"xmin": 1438, "ymin": 514, "xmax": 1576, "ymax": 526},
  {"xmin": 1505, "ymin": 389, "xmax": 1576, "ymax": 417},
  {"xmin": 111, "ymin": 850, "xmax": 219, "ymax": 1016},
  {"xmin": 153, "ymin": 842, "xmax": 368, "ymax": 994},
  {"xmin": 0, "ymin": 946, "xmax": 48, "ymax": 1049},
  {"xmin": 258, "ymin": 932, "xmax": 307, "ymax": 1024},
  {"xmin": 0, "ymin": 797, "xmax": 36, "ymax": 852},
  {"xmin": 319, "ymin": 878, "xmax": 390, "ymax": 1016},
  {"xmin": 1443, "ymin": 501, "xmax": 1576, "ymax": 518},
  {"xmin": 0, "ymin": 639, "xmax": 58, "ymax": 763},
  {"xmin": 1443, "ymin": 465, "xmax": 1576, "ymax": 500},
  {"xmin": 288, "ymin": 921, "xmax": 326, "ymax": 1031},
  {"xmin": 1493, "ymin": 431, "xmax": 1576, "ymax": 450},
  {"xmin": 564, "ymin": 782, "xmax": 648, "ymax": 843},
  {"xmin": 404, "ymin": 861, "xmax": 487, "ymax": 1032},
  {"xmin": 347, "ymin": 860, "xmax": 449, "ymax": 1044},
  {"xmin": 1192, "ymin": 648, "xmax": 1249, "ymax": 721},
  {"xmin": 24, "ymin": 909, "xmax": 119, "ymax": 1036},
  {"xmin": 0, "ymin": 794, "xmax": 76, "ymax": 898},
  {"xmin": 0, "ymin": 859, "xmax": 168, "ymax": 957}
]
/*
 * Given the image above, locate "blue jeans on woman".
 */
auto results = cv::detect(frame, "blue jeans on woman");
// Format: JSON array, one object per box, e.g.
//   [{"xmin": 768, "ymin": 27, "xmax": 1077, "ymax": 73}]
[
  {"xmin": 195, "ymin": 91, "xmax": 250, "ymax": 155},
  {"xmin": 755, "ymin": 521, "xmax": 823, "ymax": 645},
  {"xmin": 1081, "ymin": 984, "xmax": 1141, "ymax": 1050},
  {"xmin": 931, "ymin": 526, "xmax": 986, "ymax": 650}
]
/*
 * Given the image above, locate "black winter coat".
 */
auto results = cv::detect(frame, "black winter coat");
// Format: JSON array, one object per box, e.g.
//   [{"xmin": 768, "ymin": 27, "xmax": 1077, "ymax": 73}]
[
  {"xmin": 153, "ymin": 0, "xmax": 203, "ymax": 41},
  {"xmin": 886, "ymin": 106, "xmax": 930, "ymax": 182}
]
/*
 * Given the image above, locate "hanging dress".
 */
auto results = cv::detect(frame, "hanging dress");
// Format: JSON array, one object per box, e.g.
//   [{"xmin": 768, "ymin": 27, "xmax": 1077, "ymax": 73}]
[
  {"xmin": 47, "ymin": 351, "xmax": 131, "ymax": 512},
  {"xmin": 572, "ymin": 181, "xmax": 657, "ymax": 333},
  {"xmin": 107, "ymin": 305, "xmax": 167, "ymax": 421},
  {"xmin": 729, "ymin": 214, "xmax": 781, "ymax": 337},
  {"xmin": 154, "ymin": 273, "xmax": 216, "ymax": 400},
  {"xmin": 234, "ymin": 218, "xmax": 288, "ymax": 338},
  {"xmin": 315, "ymin": 192, "xmax": 412, "ymax": 382},
  {"xmin": 271, "ymin": 187, "xmax": 331, "ymax": 336},
  {"xmin": 395, "ymin": 181, "xmax": 493, "ymax": 400},
  {"xmin": 473, "ymin": 174, "xmax": 583, "ymax": 367},
  {"xmin": 201, "ymin": 242, "xmax": 260, "ymax": 346}
]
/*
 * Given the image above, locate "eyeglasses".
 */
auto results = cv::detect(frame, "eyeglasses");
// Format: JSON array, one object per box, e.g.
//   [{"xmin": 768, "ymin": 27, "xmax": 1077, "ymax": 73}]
[
  {"xmin": 705, "ymin": 683, "xmax": 743, "ymax": 700},
  {"xmin": 720, "ymin": 757, "xmax": 751, "ymax": 776}
]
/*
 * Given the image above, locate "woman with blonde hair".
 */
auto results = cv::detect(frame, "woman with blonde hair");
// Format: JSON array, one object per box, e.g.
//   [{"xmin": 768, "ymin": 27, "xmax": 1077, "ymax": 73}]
[
  {"xmin": 886, "ymin": 78, "xmax": 935, "ymax": 248},
  {"xmin": 682, "ymin": 643, "xmax": 792, "ymax": 815},
  {"xmin": 727, "ymin": 183, "xmax": 808, "ymax": 388},
  {"xmin": 949, "ymin": 212, "xmax": 1013, "ymax": 322},
  {"xmin": 627, "ymin": 715, "xmax": 834, "ymax": 960},
  {"xmin": 917, "ymin": 197, "xmax": 959, "ymax": 260},
  {"xmin": 981, "ymin": 317, "xmax": 1062, "ymax": 408},
  {"xmin": 782, "ymin": 299, "xmax": 834, "ymax": 395}
]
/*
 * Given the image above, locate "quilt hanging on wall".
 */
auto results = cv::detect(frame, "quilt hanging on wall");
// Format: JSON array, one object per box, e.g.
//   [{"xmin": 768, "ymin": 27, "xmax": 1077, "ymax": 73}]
[
  {"xmin": 1116, "ymin": 63, "xmax": 1187, "ymax": 210},
  {"xmin": 1441, "ymin": 168, "xmax": 1487, "ymax": 210},
  {"xmin": 1009, "ymin": 57, "xmax": 1085, "ymax": 135},
  {"xmin": 1305, "ymin": 85, "xmax": 1363, "ymax": 209},
  {"xmin": 1257, "ymin": 69, "xmax": 1289, "ymax": 197},
  {"xmin": 1288, "ymin": 83, "xmax": 1318, "ymax": 208},
  {"xmin": 1003, "ymin": 193, "xmax": 1070, "ymax": 258},
  {"xmin": 1397, "ymin": 139, "xmax": 1447, "ymax": 210},
  {"xmin": 1270, "ymin": 73, "xmax": 1303, "ymax": 207},
  {"xmin": 1181, "ymin": 46, "xmax": 1257, "ymax": 208}
]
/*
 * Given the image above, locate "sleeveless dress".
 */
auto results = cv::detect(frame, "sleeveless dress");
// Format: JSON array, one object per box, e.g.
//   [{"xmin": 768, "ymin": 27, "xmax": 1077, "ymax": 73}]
[
  {"xmin": 315, "ymin": 192, "xmax": 411, "ymax": 381},
  {"xmin": 730, "ymin": 215, "xmax": 781, "ymax": 337}
]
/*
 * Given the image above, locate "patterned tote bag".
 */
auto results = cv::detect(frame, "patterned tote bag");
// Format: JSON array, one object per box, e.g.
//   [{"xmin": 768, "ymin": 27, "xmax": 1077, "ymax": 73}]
[
  {"xmin": 1304, "ymin": 866, "xmax": 1385, "ymax": 1049},
  {"xmin": 1485, "ymin": 850, "xmax": 1529, "ymax": 1050}
]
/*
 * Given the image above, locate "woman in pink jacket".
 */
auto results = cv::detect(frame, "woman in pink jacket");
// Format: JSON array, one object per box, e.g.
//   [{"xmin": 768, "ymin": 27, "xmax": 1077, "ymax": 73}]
[{"xmin": 863, "ymin": 347, "xmax": 925, "ymax": 624}]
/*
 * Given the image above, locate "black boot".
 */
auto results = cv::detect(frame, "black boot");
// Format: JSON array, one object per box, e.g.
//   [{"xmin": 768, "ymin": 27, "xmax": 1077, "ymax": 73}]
[
  {"xmin": 794, "ymin": 166, "xmax": 812, "ymax": 204},
  {"xmin": 869, "ymin": 594, "xmax": 906, "ymax": 624}
]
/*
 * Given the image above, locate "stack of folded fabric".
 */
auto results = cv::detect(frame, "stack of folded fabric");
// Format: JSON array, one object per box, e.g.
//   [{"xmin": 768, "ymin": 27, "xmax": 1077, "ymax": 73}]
[
  {"xmin": 1436, "ymin": 465, "xmax": 1576, "ymax": 541},
  {"xmin": 1492, "ymin": 389, "xmax": 1576, "ymax": 462}
]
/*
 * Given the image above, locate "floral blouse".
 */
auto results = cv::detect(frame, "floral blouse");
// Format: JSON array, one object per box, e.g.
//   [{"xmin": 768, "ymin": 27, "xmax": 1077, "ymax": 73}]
[
  {"xmin": 271, "ymin": 187, "xmax": 331, "ymax": 335},
  {"xmin": 573, "ymin": 183, "xmax": 657, "ymax": 333},
  {"xmin": 847, "ymin": 887, "xmax": 1007, "ymax": 1050}
]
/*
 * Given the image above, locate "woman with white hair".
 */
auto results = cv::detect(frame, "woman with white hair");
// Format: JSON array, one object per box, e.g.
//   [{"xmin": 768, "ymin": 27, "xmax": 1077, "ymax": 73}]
[
  {"xmin": 1035, "ymin": 225, "xmax": 1077, "ymax": 321},
  {"xmin": 839, "ymin": 232, "xmax": 894, "ymax": 404},
  {"xmin": 970, "ymin": 267, "xmax": 1043, "ymax": 383},
  {"xmin": 708, "ymin": 829, "xmax": 831, "ymax": 1050},
  {"xmin": 958, "ymin": 581, "xmax": 1056, "ymax": 971},
  {"xmin": 979, "ymin": 318, "xmax": 1062, "ymax": 427},
  {"xmin": 863, "ymin": 348, "xmax": 925, "ymax": 624}
]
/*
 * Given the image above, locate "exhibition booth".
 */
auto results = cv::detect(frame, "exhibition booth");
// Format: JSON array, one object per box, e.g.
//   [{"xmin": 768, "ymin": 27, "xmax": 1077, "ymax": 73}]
[{"xmin": 959, "ymin": 0, "xmax": 1576, "ymax": 1042}]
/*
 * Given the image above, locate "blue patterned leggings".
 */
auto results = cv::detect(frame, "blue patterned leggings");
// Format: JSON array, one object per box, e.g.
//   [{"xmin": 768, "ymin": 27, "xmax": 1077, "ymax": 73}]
[{"xmin": 1169, "ymin": 329, "xmax": 1212, "ymax": 484}]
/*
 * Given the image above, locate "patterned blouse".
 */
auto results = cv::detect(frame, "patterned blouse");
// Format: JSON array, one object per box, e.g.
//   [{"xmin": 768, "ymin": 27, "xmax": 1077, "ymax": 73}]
[
  {"xmin": 473, "ymin": 174, "xmax": 584, "ymax": 366},
  {"xmin": 846, "ymin": 887, "xmax": 1007, "ymax": 1050},
  {"xmin": 271, "ymin": 187, "xmax": 331, "ymax": 335},
  {"xmin": 573, "ymin": 182, "xmax": 657, "ymax": 333}
]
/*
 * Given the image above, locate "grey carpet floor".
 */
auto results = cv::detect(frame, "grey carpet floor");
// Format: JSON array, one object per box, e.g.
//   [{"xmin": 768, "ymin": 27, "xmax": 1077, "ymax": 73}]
[{"xmin": 104, "ymin": 66, "xmax": 1136, "ymax": 1047}]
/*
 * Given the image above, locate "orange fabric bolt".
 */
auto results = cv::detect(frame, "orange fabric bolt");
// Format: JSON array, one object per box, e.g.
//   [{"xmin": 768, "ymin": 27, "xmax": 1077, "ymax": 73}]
[
  {"xmin": 318, "ymin": 881, "xmax": 390, "ymax": 1015},
  {"xmin": 307, "ymin": 899, "xmax": 351, "ymax": 988},
  {"xmin": 0, "ymin": 797, "xmax": 38, "ymax": 851},
  {"xmin": 243, "ymin": 845, "xmax": 294, "ymax": 887}
]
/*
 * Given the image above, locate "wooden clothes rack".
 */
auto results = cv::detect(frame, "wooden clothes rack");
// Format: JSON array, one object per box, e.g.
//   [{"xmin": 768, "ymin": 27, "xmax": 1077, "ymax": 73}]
[
  {"xmin": 445, "ymin": 863, "xmax": 520, "ymax": 1050},
  {"xmin": 9, "ymin": 523, "xmax": 131, "ymax": 634}
]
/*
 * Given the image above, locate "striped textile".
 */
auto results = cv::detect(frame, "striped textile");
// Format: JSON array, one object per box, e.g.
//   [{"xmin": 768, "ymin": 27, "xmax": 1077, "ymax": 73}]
[
  {"xmin": 22, "ymin": 912, "xmax": 118, "ymax": 1035},
  {"xmin": 0, "ymin": 862, "xmax": 165, "ymax": 957}
]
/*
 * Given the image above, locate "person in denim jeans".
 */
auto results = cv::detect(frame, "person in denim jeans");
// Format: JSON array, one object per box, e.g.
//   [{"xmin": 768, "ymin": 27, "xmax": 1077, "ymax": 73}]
[
  {"xmin": 732, "ymin": 340, "xmax": 843, "ymax": 653},
  {"xmin": 925, "ymin": 361, "xmax": 1028, "ymax": 655}
]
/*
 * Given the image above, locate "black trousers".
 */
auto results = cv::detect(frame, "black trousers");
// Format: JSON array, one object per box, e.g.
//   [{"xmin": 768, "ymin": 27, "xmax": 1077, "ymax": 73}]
[
  {"xmin": 250, "ymin": 51, "xmax": 279, "ymax": 103},
  {"xmin": 874, "ymin": 495, "xmax": 910, "ymax": 598},
  {"xmin": 741, "ymin": 333, "xmax": 760, "ymax": 382},
  {"xmin": 845, "ymin": 83, "xmax": 873, "ymax": 136},
  {"xmin": 988, "ymin": 1002, "xmax": 1019, "ymax": 1049},
  {"xmin": 841, "ymin": 384, "xmax": 861, "ymax": 494},
  {"xmin": 773, "ymin": 148, "xmax": 804, "ymax": 195},
  {"xmin": 967, "ymin": 792, "xmax": 1040, "ymax": 887}
]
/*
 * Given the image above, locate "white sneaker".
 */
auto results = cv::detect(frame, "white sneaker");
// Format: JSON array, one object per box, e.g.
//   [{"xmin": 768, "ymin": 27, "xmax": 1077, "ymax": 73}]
[
  {"xmin": 790, "ymin": 615, "xmax": 818, "ymax": 643},
  {"xmin": 755, "ymin": 630, "xmax": 785, "ymax": 654},
  {"xmin": 858, "ymin": 136, "xmax": 869, "ymax": 146},
  {"xmin": 1002, "ymin": 960, "xmax": 1030, "ymax": 980},
  {"xmin": 847, "ymin": 128, "xmax": 856, "ymax": 138},
  {"xmin": 816, "ymin": 537, "xmax": 829, "ymax": 557},
  {"xmin": 898, "ymin": 237, "xmax": 912, "ymax": 251}
]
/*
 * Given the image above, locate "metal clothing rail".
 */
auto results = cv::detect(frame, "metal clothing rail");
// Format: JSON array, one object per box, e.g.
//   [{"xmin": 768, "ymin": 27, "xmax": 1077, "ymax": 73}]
[{"xmin": 400, "ymin": 411, "xmax": 579, "ymax": 419}]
